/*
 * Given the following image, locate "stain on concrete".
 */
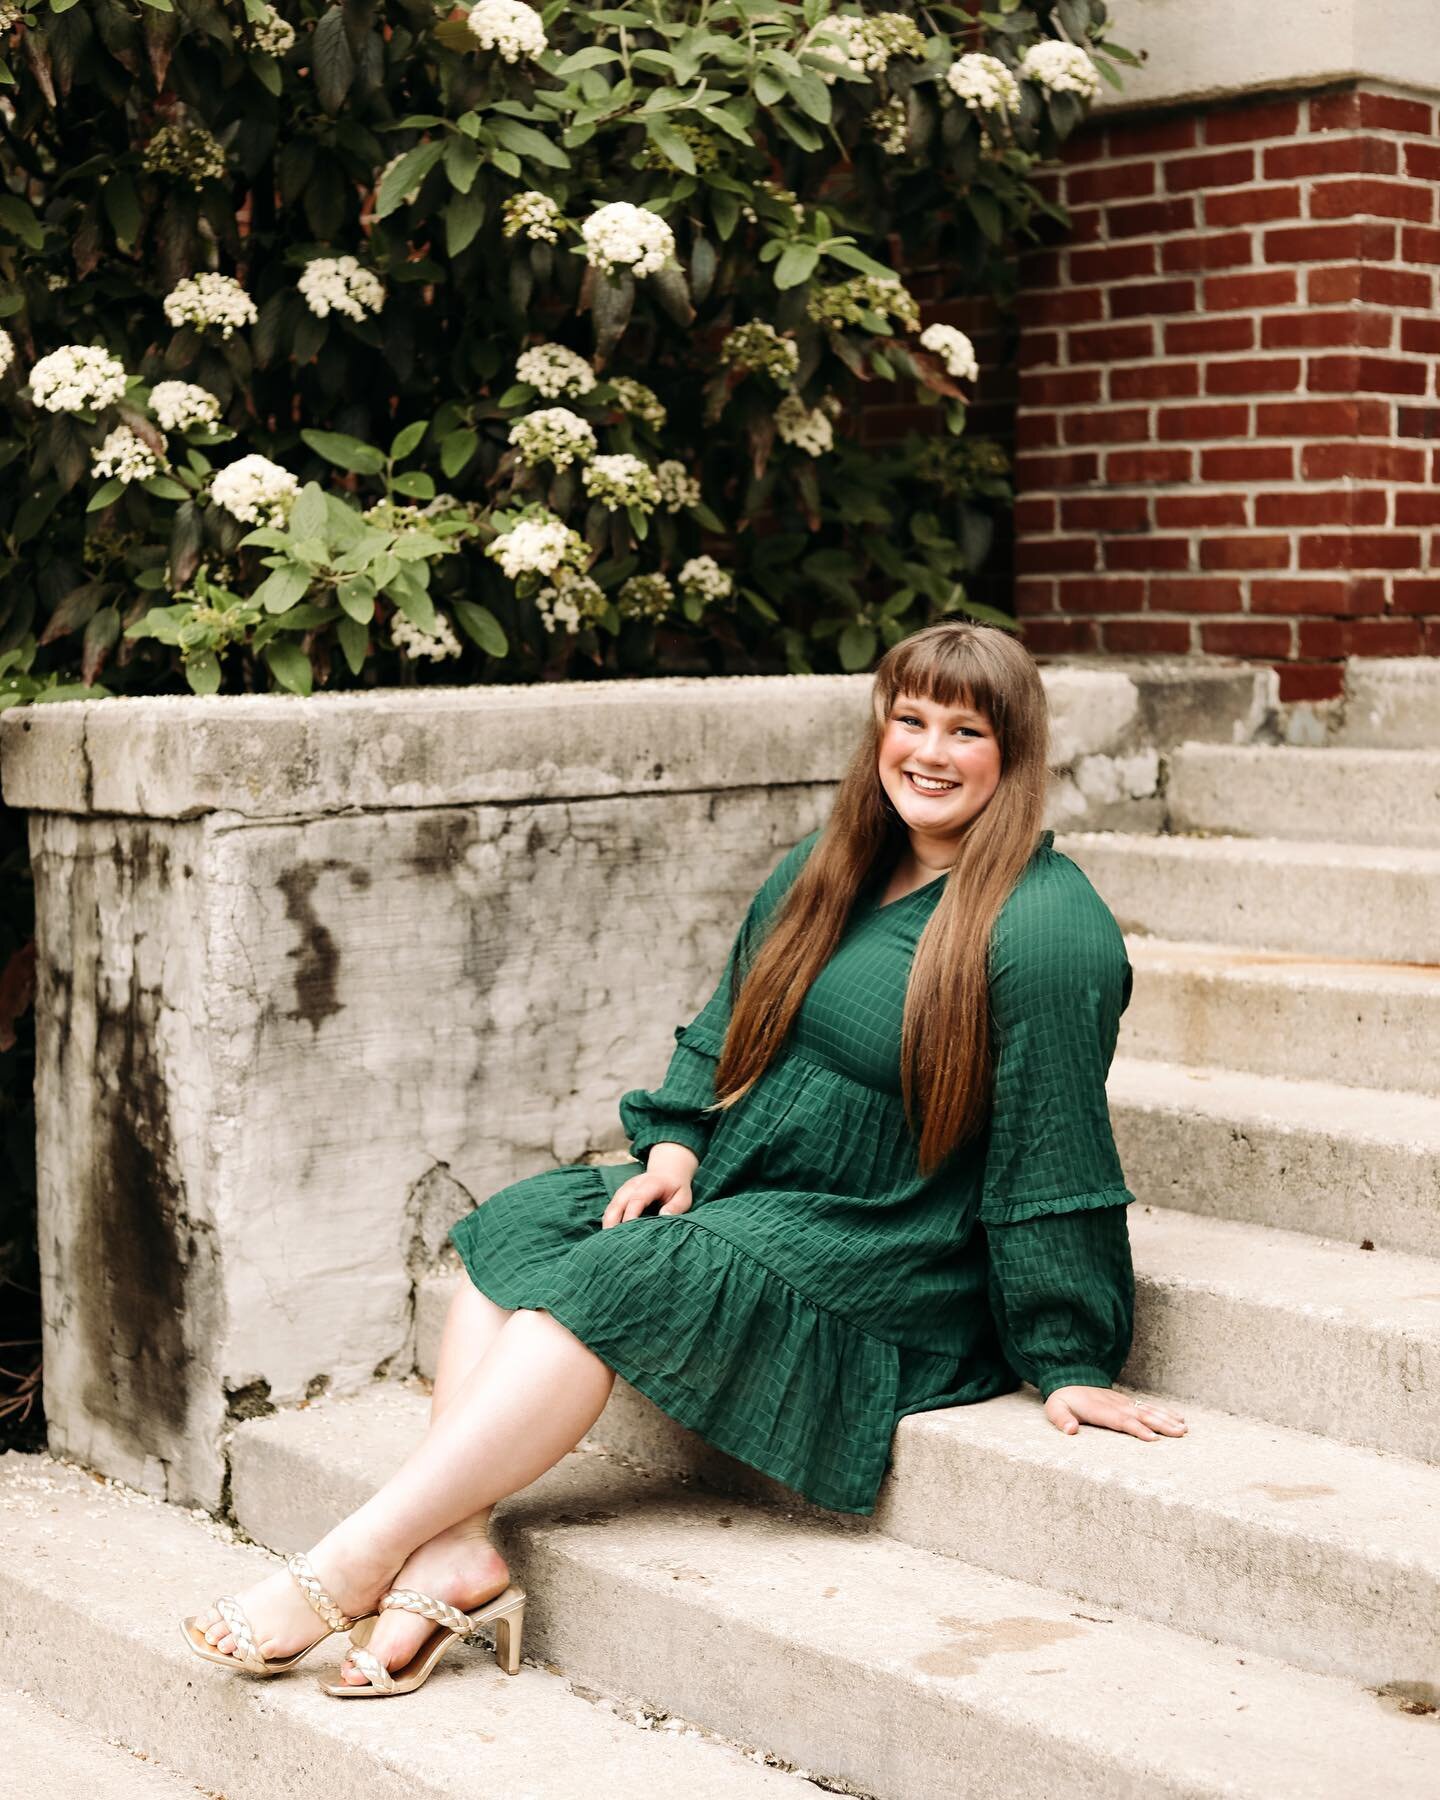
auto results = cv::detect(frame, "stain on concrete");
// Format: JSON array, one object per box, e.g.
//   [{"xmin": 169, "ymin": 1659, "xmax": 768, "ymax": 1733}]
[
  {"xmin": 224, "ymin": 1377, "xmax": 276, "ymax": 1422},
  {"xmin": 76, "ymin": 941, "xmax": 217, "ymax": 1469},
  {"xmin": 1248, "ymin": 1482, "xmax": 1337, "ymax": 1502},
  {"xmin": 914, "ymin": 1614, "xmax": 1086, "ymax": 1678},
  {"xmin": 1374, "ymin": 1678, "xmax": 1440, "ymax": 1713},
  {"xmin": 276, "ymin": 862, "xmax": 344, "ymax": 1030}
]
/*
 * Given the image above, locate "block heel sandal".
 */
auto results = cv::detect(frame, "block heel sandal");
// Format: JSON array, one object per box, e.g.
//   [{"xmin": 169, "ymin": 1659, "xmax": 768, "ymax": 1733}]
[{"xmin": 323, "ymin": 1582, "xmax": 527, "ymax": 1697}]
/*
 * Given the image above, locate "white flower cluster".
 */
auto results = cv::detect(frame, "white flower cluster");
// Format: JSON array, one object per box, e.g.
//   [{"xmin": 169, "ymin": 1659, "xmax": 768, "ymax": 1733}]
[
  {"xmin": 919, "ymin": 323, "xmax": 979, "ymax": 382},
  {"xmin": 581, "ymin": 202, "xmax": 674, "ymax": 279},
  {"xmin": 485, "ymin": 510, "xmax": 589, "ymax": 581},
  {"xmin": 535, "ymin": 569, "xmax": 606, "ymax": 636},
  {"xmin": 775, "ymin": 392, "xmax": 834, "ymax": 457},
  {"xmin": 945, "ymin": 52, "xmax": 1022, "ymax": 116},
  {"xmin": 508, "ymin": 407, "xmax": 597, "ymax": 471},
  {"xmin": 149, "ymin": 380, "xmax": 222, "ymax": 433},
  {"xmin": 211, "ymin": 453, "xmax": 299, "ymax": 527},
  {"xmin": 91, "ymin": 425, "xmax": 163, "ymax": 485},
  {"xmin": 871, "ymin": 95, "xmax": 908, "ymax": 156},
  {"xmin": 392, "ymin": 608, "xmax": 462, "ymax": 662},
  {"xmin": 1019, "ymin": 40, "xmax": 1101, "ymax": 100},
  {"xmin": 678, "ymin": 555, "xmax": 732, "ymax": 606},
  {"xmin": 0, "ymin": 328, "xmax": 13, "ymax": 380},
  {"xmin": 582, "ymin": 452, "xmax": 661, "ymax": 513},
  {"xmin": 616, "ymin": 572, "xmax": 674, "ymax": 622},
  {"xmin": 816, "ymin": 11, "xmax": 925, "ymax": 84},
  {"xmin": 502, "ymin": 191, "xmax": 563, "ymax": 243},
  {"xmin": 142, "ymin": 122, "xmax": 228, "ymax": 190},
  {"xmin": 163, "ymin": 273, "xmax": 258, "ymax": 338},
  {"xmin": 250, "ymin": 4, "xmax": 295, "ymax": 56},
  {"xmin": 466, "ymin": 0, "xmax": 546, "ymax": 63},
  {"xmin": 609, "ymin": 376, "xmax": 666, "ymax": 429},
  {"xmin": 28, "ymin": 344, "xmax": 127, "ymax": 414},
  {"xmin": 516, "ymin": 342, "xmax": 597, "ymax": 399},
  {"xmin": 719, "ymin": 321, "xmax": 800, "ymax": 387},
  {"xmin": 298, "ymin": 256, "xmax": 385, "ymax": 321},
  {"xmin": 655, "ymin": 459, "xmax": 700, "ymax": 514},
  {"xmin": 0, "ymin": 5, "xmax": 23, "ymax": 28}
]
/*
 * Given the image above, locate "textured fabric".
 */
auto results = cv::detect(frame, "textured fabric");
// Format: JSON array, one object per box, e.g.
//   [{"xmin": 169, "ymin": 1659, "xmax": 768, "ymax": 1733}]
[{"xmin": 450, "ymin": 825, "xmax": 1137, "ymax": 1515}]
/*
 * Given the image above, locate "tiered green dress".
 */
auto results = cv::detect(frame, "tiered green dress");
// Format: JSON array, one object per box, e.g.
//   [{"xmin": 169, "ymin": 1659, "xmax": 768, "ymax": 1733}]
[{"xmin": 450, "ymin": 825, "xmax": 1136, "ymax": 1516}]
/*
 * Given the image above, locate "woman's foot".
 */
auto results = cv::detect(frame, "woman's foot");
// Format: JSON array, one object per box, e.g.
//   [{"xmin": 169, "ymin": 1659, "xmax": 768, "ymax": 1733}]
[
  {"xmin": 196, "ymin": 1536, "xmax": 395, "ymax": 1664},
  {"xmin": 337, "ymin": 1517, "xmax": 512, "ymax": 1687}
]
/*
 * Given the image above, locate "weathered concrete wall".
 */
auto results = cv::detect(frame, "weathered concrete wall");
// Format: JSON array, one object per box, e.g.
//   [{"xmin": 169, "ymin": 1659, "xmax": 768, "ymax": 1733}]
[{"xmin": 1, "ymin": 662, "xmax": 1274, "ymax": 1507}]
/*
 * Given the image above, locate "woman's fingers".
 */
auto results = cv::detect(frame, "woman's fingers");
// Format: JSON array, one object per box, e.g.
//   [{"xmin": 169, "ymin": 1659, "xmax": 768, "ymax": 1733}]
[
  {"xmin": 1044, "ymin": 1386, "xmax": 1188, "ymax": 1439},
  {"xmin": 601, "ymin": 1175, "xmax": 690, "ymax": 1228},
  {"xmin": 656, "ymin": 1187, "xmax": 693, "ymax": 1216}
]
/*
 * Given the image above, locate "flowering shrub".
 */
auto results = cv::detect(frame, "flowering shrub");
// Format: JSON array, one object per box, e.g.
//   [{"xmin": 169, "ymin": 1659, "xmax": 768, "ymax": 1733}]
[{"xmin": 0, "ymin": 0, "xmax": 1133, "ymax": 702}]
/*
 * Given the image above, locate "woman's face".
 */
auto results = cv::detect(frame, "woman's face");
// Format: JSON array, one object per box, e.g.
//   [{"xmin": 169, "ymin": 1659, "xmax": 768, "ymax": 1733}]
[{"xmin": 877, "ymin": 689, "xmax": 1003, "ymax": 851}]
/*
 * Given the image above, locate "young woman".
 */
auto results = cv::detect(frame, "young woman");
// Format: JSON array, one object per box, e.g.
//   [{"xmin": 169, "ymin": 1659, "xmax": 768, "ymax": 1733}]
[{"xmin": 183, "ymin": 619, "xmax": 1185, "ymax": 1696}]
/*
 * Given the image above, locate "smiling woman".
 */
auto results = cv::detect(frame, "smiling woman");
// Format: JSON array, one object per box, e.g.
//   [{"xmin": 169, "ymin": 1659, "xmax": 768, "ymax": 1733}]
[{"xmin": 183, "ymin": 620, "xmax": 1184, "ymax": 1701}]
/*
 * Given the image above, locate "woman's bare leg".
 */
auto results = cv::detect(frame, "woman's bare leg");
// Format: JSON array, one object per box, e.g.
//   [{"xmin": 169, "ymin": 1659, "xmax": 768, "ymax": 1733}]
[
  {"xmin": 197, "ymin": 1306, "xmax": 616, "ymax": 1668},
  {"xmin": 333, "ymin": 1281, "xmax": 517, "ymax": 1682}
]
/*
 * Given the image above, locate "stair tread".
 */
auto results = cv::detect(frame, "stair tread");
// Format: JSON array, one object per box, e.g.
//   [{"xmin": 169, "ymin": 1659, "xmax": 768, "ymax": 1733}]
[
  {"xmin": 0, "ymin": 1452, "xmax": 807, "ymax": 1800},
  {"xmin": 1125, "ymin": 936, "xmax": 1440, "ymax": 992},
  {"xmin": 1130, "ymin": 1202, "xmax": 1440, "ymax": 1321},
  {"xmin": 1110, "ymin": 1054, "xmax": 1440, "ymax": 1147},
  {"xmin": 209, "ymin": 1394, "xmax": 1440, "ymax": 1798},
  {"xmin": 0, "ymin": 1686, "xmax": 214, "ymax": 1797},
  {"xmin": 1058, "ymin": 831, "xmax": 1440, "ymax": 871}
]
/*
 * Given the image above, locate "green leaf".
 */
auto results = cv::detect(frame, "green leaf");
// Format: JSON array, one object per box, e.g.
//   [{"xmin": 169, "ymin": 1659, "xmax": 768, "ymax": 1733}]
[
  {"xmin": 311, "ymin": 3, "xmax": 355, "ymax": 115},
  {"xmin": 142, "ymin": 475, "xmax": 190, "ymax": 502},
  {"xmin": 102, "ymin": 173, "xmax": 141, "ymax": 251},
  {"xmin": 390, "ymin": 420, "xmax": 428, "ymax": 462},
  {"xmin": 254, "ymin": 565, "xmax": 313, "ymax": 614},
  {"xmin": 785, "ymin": 69, "xmax": 832, "ymax": 124},
  {"xmin": 453, "ymin": 599, "xmax": 507, "ymax": 657},
  {"xmin": 821, "ymin": 241, "xmax": 897, "ymax": 281},
  {"xmin": 86, "ymin": 479, "xmax": 125, "ymax": 514},
  {"xmin": 337, "ymin": 576, "xmax": 376, "ymax": 622},
  {"xmin": 336, "ymin": 614, "xmax": 369, "ymax": 674},
  {"xmin": 552, "ymin": 44, "xmax": 620, "ymax": 75},
  {"xmin": 391, "ymin": 470, "xmax": 435, "ymax": 499},
  {"xmin": 443, "ymin": 133, "xmax": 482, "ymax": 194},
  {"xmin": 264, "ymin": 639, "xmax": 313, "ymax": 696},
  {"xmin": 185, "ymin": 650, "xmax": 222, "ymax": 695},
  {"xmin": 0, "ymin": 196, "xmax": 43, "ymax": 250},
  {"xmin": 290, "ymin": 481, "xmax": 328, "ymax": 541},
  {"xmin": 375, "ymin": 140, "xmax": 445, "ymax": 219},
  {"xmin": 301, "ymin": 429, "xmax": 386, "ymax": 476},
  {"xmin": 838, "ymin": 621, "xmax": 877, "ymax": 671},
  {"xmin": 434, "ymin": 17, "xmax": 476, "ymax": 51},
  {"xmin": 445, "ymin": 189, "xmax": 486, "ymax": 257},
  {"xmin": 388, "ymin": 582, "xmax": 437, "ymax": 634},
  {"xmin": 390, "ymin": 531, "xmax": 446, "ymax": 560},
  {"xmin": 645, "ymin": 117, "xmax": 695, "ymax": 174},
  {"xmin": 439, "ymin": 428, "xmax": 478, "ymax": 478},
  {"xmin": 774, "ymin": 243, "xmax": 820, "ymax": 290},
  {"xmin": 488, "ymin": 118, "xmax": 570, "ymax": 170}
]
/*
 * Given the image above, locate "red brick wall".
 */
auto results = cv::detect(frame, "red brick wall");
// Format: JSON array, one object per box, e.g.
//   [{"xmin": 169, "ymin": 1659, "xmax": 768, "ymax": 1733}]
[{"xmin": 1014, "ymin": 83, "xmax": 1440, "ymax": 701}]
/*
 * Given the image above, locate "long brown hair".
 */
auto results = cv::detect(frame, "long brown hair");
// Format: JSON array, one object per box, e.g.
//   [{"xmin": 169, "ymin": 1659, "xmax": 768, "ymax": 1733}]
[{"xmin": 710, "ymin": 621, "xmax": 1051, "ymax": 1176}]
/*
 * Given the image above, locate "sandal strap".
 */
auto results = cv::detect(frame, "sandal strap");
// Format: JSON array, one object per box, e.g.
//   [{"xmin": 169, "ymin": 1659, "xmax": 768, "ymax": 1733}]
[
  {"xmin": 214, "ymin": 1595, "xmax": 269, "ymax": 1671},
  {"xmin": 346, "ymin": 1645, "xmax": 398, "ymax": 1694},
  {"xmin": 286, "ymin": 1551, "xmax": 356, "ymax": 1633},
  {"xmin": 380, "ymin": 1586, "xmax": 474, "ymax": 1638}
]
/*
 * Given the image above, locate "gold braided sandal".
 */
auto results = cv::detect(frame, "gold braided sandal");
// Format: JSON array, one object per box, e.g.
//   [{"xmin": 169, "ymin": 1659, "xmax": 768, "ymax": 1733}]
[
  {"xmin": 180, "ymin": 1550, "xmax": 376, "ymax": 1676},
  {"xmin": 322, "ymin": 1581, "xmax": 527, "ymax": 1698}
]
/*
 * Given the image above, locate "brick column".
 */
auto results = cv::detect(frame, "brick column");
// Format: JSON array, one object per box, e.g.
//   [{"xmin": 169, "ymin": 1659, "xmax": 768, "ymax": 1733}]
[{"xmin": 1015, "ymin": 82, "xmax": 1440, "ymax": 701}]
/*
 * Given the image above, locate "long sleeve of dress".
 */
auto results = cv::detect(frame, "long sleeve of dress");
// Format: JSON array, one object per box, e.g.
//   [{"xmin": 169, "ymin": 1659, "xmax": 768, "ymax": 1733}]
[
  {"xmin": 979, "ymin": 871, "xmax": 1137, "ymax": 1399},
  {"xmin": 617, "ymin": 829, "xmax": 820, "ymax": 1166}
]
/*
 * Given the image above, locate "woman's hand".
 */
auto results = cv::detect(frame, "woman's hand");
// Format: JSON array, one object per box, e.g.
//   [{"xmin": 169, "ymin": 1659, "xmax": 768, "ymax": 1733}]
[
  {"xmin": 1044, "ymin": 1385, "xmax": 1188, "ymax": 1439},
  {"xmin": 600, "ymin": 1168, "xmax": 694, "ymax": 1228}
]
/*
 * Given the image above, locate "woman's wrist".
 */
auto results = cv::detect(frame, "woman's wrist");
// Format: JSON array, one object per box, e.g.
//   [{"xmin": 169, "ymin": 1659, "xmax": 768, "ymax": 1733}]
[{"xmin": 645, "ymin": 1141, "xmax": 701, "ymax": 1182}]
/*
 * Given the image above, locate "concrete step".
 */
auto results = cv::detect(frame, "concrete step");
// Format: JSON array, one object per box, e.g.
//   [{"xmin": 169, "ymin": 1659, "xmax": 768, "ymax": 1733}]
[
  {"xmin": 1057, "ymin": 831, "xmax": 1440, "ymax": 961},
  {"xmin": 1338, "ymin": 657, "xmax": 1440, "ymax": 749},
  {"xmin": 1109, "ymin": 1056, "xmax": 1440, "ymax": 1260},
  {"xmin": 1125, "ymin": 1204, "xmax": 1440, "ymax": 1461},
  {"xmin": 417, "ymin": 1273, "xmax": 1440, "ymax": 1689},
  {"xmin": 221, "ymin": 1389, "xmax": 1440, "ymax": 1798},
  {"xmin": 1121, "ymin": 937, "xmax": 1440, "ymax": 1096},
  {"xmin": 0, "ymin": 1452, "xmax": 812, "ymax": 1800},
  {"xmin": 1168, "ymin": 744, "xmax": 1440, "ymax": 847},
  {"xmin": 0, "ymin": 1685, "xmax": 217, "ymax": 1798}
]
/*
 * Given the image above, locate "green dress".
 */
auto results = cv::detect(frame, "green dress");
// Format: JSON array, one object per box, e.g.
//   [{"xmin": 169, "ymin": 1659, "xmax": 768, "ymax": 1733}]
[{"xmin": 450, "ymin": 825, "xmax": 1136, "ymax": 1516}]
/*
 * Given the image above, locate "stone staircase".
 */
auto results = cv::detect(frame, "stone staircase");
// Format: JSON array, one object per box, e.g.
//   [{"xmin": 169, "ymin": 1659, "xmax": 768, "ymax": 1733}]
[{"xmin": 3, "ymin": 658, "xmax": 1438, "ymax": 1794}]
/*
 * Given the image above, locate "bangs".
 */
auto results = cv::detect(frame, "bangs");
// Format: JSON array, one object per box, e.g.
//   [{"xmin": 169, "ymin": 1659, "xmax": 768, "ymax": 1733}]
[{"xmin": 877, "ymin": 635, "xmax": 1009, "ymax": 735}]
